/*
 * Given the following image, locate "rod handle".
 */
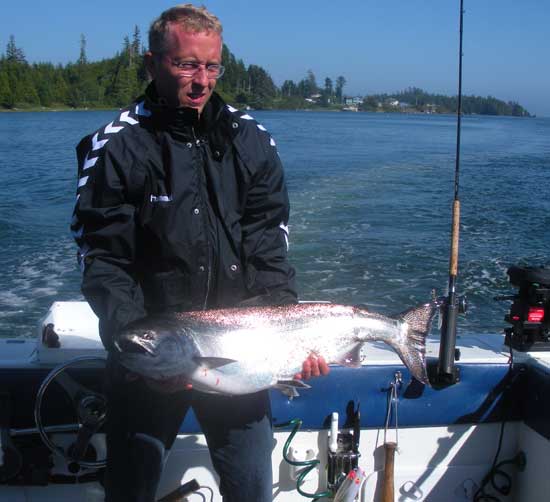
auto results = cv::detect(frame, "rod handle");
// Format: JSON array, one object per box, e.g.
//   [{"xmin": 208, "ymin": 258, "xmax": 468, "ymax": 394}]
[
  {"xmin": 381, "ymin": 441, "xmax": 397, "ymax": 502},
  {"xmin": 449, "ymin": 199, "xmax": 460, "ymax": 276}
]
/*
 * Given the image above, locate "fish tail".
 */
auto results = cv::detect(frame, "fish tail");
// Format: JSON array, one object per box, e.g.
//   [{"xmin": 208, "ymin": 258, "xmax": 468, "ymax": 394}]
[{"xmin": 389, "ymin": 301, "xmax": 438, "ymax": 385}]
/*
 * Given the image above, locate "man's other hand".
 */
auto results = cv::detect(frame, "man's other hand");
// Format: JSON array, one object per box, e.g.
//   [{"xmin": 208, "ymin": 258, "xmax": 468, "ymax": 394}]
[{"xmin": 294, "ymin": 354, "xmax": 330, "ymax": 380}]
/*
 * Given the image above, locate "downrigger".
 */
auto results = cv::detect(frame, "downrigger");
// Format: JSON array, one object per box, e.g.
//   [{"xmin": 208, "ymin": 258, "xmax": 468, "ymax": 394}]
[{"xmin": 498, "ymin": 265, "xmax": 550, "ymax": 351}]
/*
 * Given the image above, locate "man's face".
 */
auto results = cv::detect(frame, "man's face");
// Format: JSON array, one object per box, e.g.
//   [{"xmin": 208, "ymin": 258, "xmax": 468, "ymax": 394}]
[{"xmin": 146, "ymin": 24, "xmax": 222, "ymax": 113}]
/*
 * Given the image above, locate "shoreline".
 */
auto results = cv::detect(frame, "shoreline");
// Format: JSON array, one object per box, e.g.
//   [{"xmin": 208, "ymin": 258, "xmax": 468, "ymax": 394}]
[
  {"xmin": 0, "ymin": 106, "xmax": 538, "ymax": 118},
  {"xmin": 0, "ymin": 106, "xmax": 118, "ymax": 113}
]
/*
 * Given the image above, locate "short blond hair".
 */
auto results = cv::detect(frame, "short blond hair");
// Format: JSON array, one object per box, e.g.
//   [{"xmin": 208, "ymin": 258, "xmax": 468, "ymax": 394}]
[{"xmin": 149, "ymin": 4, "xmax": 223, "ymax": 53}]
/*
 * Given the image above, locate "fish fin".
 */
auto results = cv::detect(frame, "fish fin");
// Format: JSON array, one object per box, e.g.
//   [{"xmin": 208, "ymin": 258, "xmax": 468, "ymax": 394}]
[
  {"xmin": 389, "ymin": 301, "xmax": 438, "ymax": 385},
  {"xmin": 193, "ymin": 356, "xmax": 237, "ymax": 369},
  {"xmin": 334, "ymin": 345, "xmax": 363, "ymax": 368},
  {"xmin": 276, "ymin": 379, "xmax": 312, "ymax": 389},
  {"xmin": 275, "ymin": 379, "xmax": 312, "ymax": 399}
]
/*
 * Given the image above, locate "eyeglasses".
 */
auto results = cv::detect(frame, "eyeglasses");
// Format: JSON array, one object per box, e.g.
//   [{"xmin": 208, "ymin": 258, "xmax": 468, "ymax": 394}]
[{"xmin": 168, "ymin": 59, "xmax": 225, "ymax": 79}]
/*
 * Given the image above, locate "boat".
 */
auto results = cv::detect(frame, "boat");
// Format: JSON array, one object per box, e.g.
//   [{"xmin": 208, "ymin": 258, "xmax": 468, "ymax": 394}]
[
  {"xmin": 2, "ymin": 2, "xmax": 548, "ymax": 500},
  {"xmin": 1, "ymin": 265, "xmax": 549, "ymax": 501}
]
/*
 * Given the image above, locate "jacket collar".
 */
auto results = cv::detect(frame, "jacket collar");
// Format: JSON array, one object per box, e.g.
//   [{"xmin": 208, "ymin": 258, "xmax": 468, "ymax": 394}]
[{"xmin": 144, "ymin": 82, "xmax": 227, "ymax": 140}]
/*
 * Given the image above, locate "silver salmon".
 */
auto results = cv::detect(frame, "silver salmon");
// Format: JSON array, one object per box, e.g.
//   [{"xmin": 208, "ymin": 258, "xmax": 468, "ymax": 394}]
[{"xmin": 114, "ymin": 301, "xmax": 437, "ymax": 395}]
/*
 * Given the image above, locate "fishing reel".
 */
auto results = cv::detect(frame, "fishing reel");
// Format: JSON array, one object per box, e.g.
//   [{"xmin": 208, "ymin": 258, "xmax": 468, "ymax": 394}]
[{"xmin": 498, "ymin": 265, "xmax": 550, "ymax": 351}]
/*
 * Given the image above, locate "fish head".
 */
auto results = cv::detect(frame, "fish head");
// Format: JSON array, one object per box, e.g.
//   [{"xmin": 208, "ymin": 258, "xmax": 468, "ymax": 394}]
[
  {"xmin": 115, "ymin": 329, "xmax": 161, "ymax": 356},
  {"xmin": 114, "ymin": 317, "xmax": 195, "ymax": 379},
  {"xmin": 115, "ymin": 318, "xmax": 180, "ymax": 358}
]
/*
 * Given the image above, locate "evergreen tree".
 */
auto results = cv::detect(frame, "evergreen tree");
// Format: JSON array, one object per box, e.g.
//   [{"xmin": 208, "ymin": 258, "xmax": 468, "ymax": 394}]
[
  {"xmin": 6, "ymin": 35, "xmax": 26, "ymax": 63},
  {"xmin": 78, "ymin": 34, "xmax": 87, "ymax": 65},
  {"xmin": 51, "ymin": 69, "xmax": 70, "ymax": 104},
  {"xmin": 132, "ymin": 26, "xmax": 141, "ymax": 59},
  {"xmin": 13, "ymin": 66, "xmax": 40, "ymax": 106},
  {"xmin": 306, "ymin": 69, "xmax": 318, "ymax": 94},
  {"xmin": 281, "ymin": 80, "xmax": 297, "ymax": 97},
  {"xmin": 247, "ymin": 64, "xmax": 276, "ymax": 100},
  {"xmin": 322, "ymin": 77, "xmax": 333, "ymax": 105},
  {"xmin": 33, "ymin": 63, "xmax": 55, "ymax": 106},
  {"xmin": 335, "ymin": 76, "xmax": 346, "ymax": 104},
  {"xmin": 111, "ymin": 63, "xmax": 139, "ymax": 105},
  {"xmin": 0, "ymin": 61, "xmax": 13, "ymax": 106},
  {"xmin": 121, "ymin": 36, "xmax": 131, "ymax": 66},
  {"xmin": 324, "ymin": 77, "xmax": 333, "ymax": 96},
  {"xmin": 296, "ymin": 70, "xmax": 318, "ymax": 99}
]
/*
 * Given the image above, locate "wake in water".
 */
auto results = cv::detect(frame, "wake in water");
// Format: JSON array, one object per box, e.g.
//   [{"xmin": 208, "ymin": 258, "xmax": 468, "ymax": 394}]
[{"xmin": 0, "ymin": 238, "xmax": 82, "ymax": 337}]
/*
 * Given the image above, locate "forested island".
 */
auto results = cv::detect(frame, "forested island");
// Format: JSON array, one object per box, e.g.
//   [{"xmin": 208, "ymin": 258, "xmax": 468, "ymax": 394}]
[{"xmin": 0, "ymin": 32, "xmax": 531, "ymax": 117}]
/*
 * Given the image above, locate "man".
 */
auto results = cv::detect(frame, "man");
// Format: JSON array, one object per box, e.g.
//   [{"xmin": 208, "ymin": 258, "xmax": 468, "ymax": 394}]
[{"xmin": 71, "ymin": 4, "xmax": 328, "ymax": 502}]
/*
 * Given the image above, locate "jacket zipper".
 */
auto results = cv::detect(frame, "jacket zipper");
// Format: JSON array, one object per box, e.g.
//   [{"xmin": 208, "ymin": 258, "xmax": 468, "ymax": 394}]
[{"xmin": 192, "ymin": 126, "xmax": 212, "ymax": 310}]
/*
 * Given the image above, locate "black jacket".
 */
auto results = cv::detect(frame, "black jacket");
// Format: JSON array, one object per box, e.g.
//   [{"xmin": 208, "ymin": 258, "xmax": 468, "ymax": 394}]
[{"xmin": 71, "ymin": 84, "xmax": 296, "ymax": 349}]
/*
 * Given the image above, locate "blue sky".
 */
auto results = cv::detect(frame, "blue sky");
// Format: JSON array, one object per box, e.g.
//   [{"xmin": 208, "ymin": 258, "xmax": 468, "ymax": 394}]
[{"xmin": 2, "ymin": 0, "xmax": 549, "ymax": 116}]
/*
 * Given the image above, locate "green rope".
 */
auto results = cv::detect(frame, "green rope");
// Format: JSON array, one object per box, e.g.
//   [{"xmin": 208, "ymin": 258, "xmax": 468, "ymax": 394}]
[{"xmin": 275, "ymin": 418, "xmax": 332, "ymax": 501}]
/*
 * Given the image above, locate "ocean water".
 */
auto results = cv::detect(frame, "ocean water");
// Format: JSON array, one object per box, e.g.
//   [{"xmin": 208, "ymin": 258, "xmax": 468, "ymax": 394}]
[{"xmin": 0, "ymin": 110, "xmax": 549, "ymax": 339}]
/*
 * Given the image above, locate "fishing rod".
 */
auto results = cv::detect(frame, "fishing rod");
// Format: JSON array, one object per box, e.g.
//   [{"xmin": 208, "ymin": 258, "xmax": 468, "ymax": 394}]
[{"xmin": 436, "ymin": 0, "xmax": 467, "ymax": 385}]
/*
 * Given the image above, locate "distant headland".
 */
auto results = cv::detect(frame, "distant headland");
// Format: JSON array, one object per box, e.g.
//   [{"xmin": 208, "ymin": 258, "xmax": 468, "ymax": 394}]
[{"xmin": 0, "ymin": 32, "xmax": 530, "ymax": 117}]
